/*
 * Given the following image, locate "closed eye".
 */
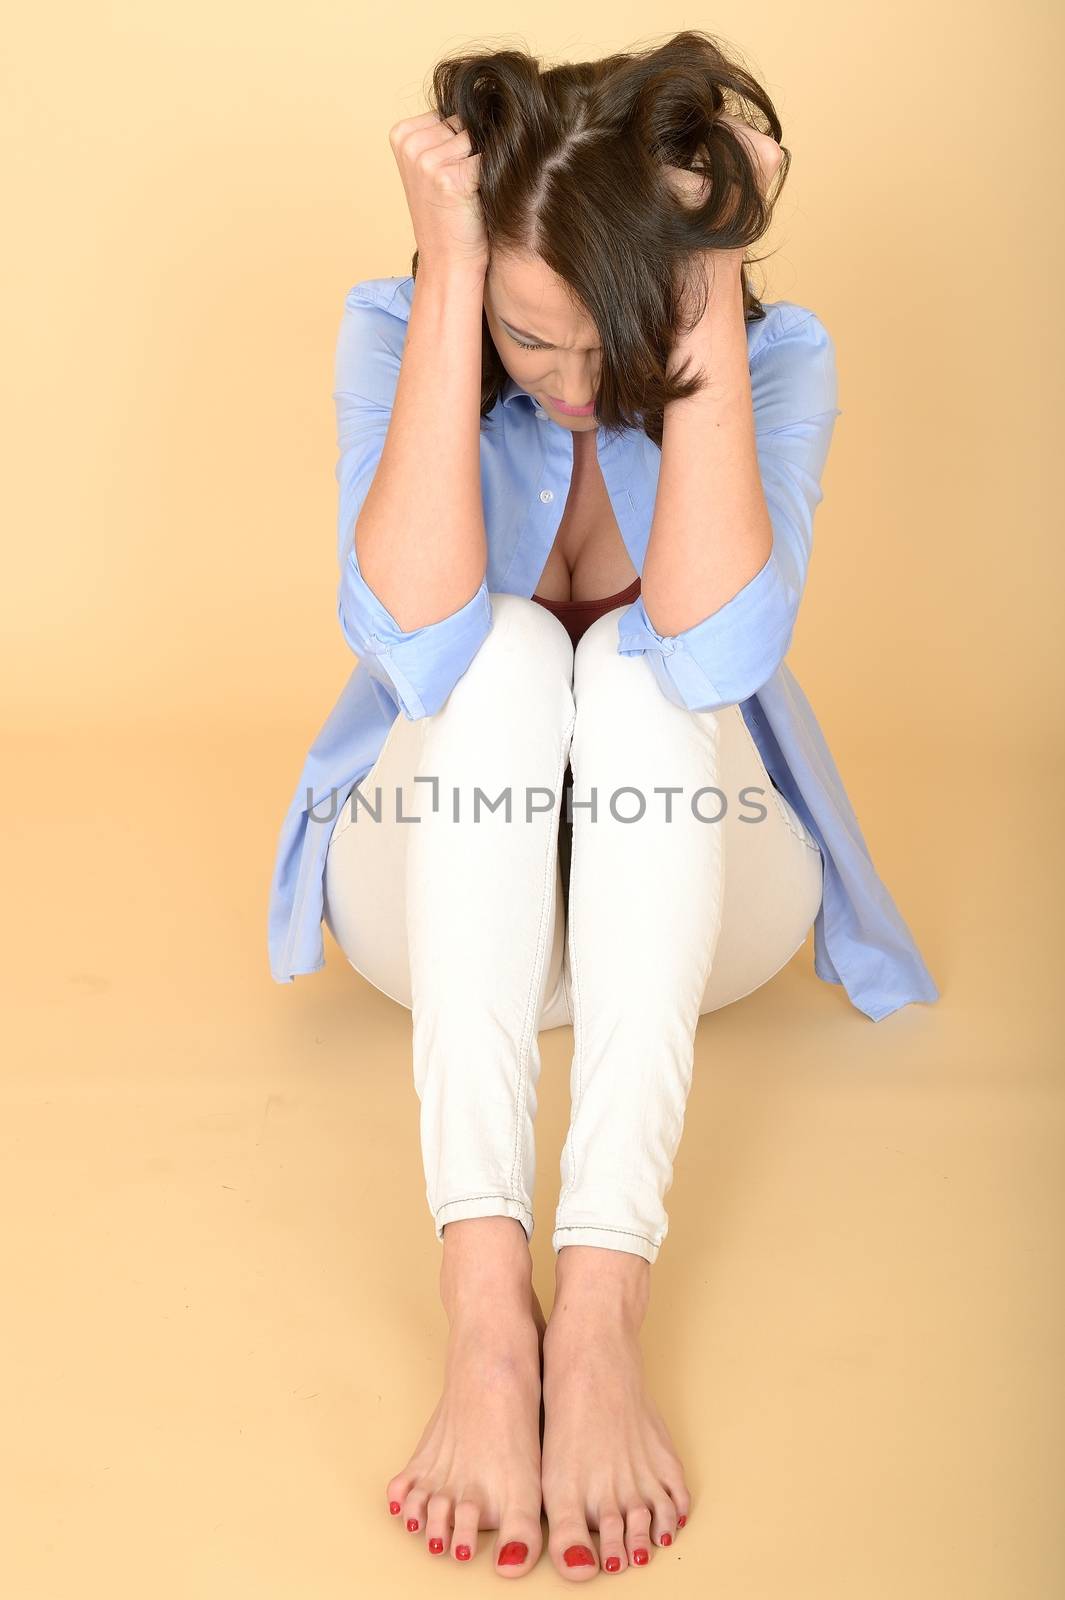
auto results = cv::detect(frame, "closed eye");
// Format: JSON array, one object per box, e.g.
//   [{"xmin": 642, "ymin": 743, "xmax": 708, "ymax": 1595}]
[{"xmin": 503, "ymin": 323, "xmax": 600, "ymax": 356}]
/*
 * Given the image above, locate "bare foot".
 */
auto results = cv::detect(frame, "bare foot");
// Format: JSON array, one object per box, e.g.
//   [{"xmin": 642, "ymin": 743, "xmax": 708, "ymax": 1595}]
[
  {"xmin": 386, "ymin": 1217, "xmax": 545, "ymax": 1575},
  {"xmin": 540, "ymin": 1246, "xmax": 691, "ymax": 1580}
]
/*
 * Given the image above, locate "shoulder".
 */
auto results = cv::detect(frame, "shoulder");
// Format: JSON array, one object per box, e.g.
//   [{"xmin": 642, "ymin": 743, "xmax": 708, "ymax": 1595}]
[
  {"xmin": 747, "ymin": 299, "xmax": 839, "ymax": 425},
  {"xmin": 344, "ymin": 274, "xmax": 415, "ymax": 321},
  {"xmin": 334, "ymin": 277, "xmax": 418, "ymax": 397},
  {"xmin": 334, "ymin": 276, "xmax": 417, "ymax": 390},
  {"xmin": 747, "ymin": 298, "xmax": 833, "ymax": 360}
]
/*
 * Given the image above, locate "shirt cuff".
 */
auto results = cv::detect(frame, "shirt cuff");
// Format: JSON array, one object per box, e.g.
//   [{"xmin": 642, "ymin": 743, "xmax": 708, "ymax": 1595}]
[
  {"xmin": 616, "ymin": 550, "xmax": 796, "ymax": 711},
  {"xmin": 338, "ymin": 549, "xmax": 493, "ymax": 720}
]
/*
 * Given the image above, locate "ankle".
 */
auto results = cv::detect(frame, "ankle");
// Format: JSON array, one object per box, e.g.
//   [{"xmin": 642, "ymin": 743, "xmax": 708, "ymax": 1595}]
[
  {"xmin": 439, "ymin": 1216, "xmax": 534, "ymax": 1324},
  {"xmin": 549, "ymin": 1245, "xmax": 651, "ymax": 1332}
]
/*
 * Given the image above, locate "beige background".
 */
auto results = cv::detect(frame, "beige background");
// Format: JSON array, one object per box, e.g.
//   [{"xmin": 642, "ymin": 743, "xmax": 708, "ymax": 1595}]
[{"xmin": 3, "ymin": 4, "xmax": 1063, "ymax": 1597}]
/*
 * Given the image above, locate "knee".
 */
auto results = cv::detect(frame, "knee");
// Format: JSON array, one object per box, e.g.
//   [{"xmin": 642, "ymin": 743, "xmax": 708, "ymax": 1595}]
[
  {"xmin": 488, "ymin": 591, "xmax": 575, "ymax": 661},
  {"xmin": 572, "ymin": 604, "xmax": 626, "ymax": 669},
  {"xmin": 571, "ymin": 603, "xmax": 657, "ymax": 700},
  {"xmin": 573, "ymin": 603, "xmax": 725, "ymax": 719},
  {"xmin": 458, "ymin": 591, "xmax": 574, "ymax": 690},
  {"xmin": 420, "ymin": 591, "xmax": 575, "ymax": 726}
]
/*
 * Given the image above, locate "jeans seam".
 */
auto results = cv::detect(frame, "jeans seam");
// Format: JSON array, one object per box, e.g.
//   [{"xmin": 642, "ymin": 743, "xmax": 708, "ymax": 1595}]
[
  {"xmin": 554, "ymin": 1222, "xmax": 660, "ymax": 1249},
  {"xmin": 558, "ymin": 676, "xmax": 725, "ymax": 1223},
  {"xmin": 508, "ymin": 699, "xmax": 578, "ymax": 1205},
  {"xmin": 560, "ymin": 884, "xmax": 574, "ymax": 1023},
  {"xmin": 696, "ymin": 710, "xmax": 728, "ymax": 1020},
  {"xmin": 557, "ymin": 772, "xmax": 583, "ymax": 1217},
  {"xmin": 436, "ymin": 1192, "xmax": 534, "ymax": 1215}
]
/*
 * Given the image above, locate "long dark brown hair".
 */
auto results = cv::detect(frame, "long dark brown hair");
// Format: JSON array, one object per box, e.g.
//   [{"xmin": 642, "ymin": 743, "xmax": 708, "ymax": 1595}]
[{"xmin": 409, "ymin": 30, "xmax": 791, "ymax": 448}]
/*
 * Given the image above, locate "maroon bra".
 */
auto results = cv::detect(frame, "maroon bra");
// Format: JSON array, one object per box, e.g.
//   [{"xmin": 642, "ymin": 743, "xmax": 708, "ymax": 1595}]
[{"xmin": 531, "ymin": 573, "xmax": 642, "ymax": 651}]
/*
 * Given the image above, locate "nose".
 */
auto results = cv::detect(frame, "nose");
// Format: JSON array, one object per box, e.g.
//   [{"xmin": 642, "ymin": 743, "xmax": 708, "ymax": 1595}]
[
  {"xmin": 550, "ymin": 371, "xmax": 599, "ymax": 407},
  {"xmin": 550, "ymin": 352, "xmax": 599, "ymax": 395}
]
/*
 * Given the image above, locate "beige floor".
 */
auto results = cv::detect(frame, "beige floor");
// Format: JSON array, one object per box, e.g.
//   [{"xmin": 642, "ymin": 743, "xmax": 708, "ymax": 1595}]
[{"xmin": 3, "ymin": 720, "xmax": 1062, "ymax": 1599}]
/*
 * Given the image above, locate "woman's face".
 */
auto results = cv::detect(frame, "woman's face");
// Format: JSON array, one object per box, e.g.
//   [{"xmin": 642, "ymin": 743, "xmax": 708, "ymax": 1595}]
[{"xmin": 483, "ymin": 250, "xmax": 601, "ymax": 432}]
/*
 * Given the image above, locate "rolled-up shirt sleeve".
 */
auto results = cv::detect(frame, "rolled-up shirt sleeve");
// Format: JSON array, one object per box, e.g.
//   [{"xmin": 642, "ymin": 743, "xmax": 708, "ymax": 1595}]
[
  {"xmin": 616, "ymin": 306, "xmax": 842, "ymax": 712},
  {"xmin": 333, "ymin": 284, "xmax": 493, "ymax": 721}
]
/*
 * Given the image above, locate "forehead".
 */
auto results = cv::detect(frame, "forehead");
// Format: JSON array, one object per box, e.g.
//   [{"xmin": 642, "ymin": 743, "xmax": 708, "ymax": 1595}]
[{"xmin": 488, "ymin": 252, "xmax": 595, "ymax": 341}]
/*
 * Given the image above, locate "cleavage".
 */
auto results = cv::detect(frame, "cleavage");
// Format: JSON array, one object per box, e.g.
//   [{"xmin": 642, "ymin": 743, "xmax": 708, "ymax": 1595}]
[{"xmin": 533, "ymin": 436, "xmax": 638, "ymax": 603}]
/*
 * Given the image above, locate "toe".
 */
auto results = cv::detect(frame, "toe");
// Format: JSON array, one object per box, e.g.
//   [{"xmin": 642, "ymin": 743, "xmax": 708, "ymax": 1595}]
[
  {"xmin": 452, "ymin": 1498, "xmax": 480, "ymax": 1563},
  {"xmin": 669, "ymin": 1488, "xmax": 691, "ymax": 1533},
  {"xmin": 425, "ymin": 1492, "xmax": 452, "ymax": 1555},
  {"xmin": 494, "ymin": 1509, "xmax": 542, "ymax": 1577},
  {"xmin": 625, "ymin": 1503, "xmax": 653, "ymax": 1566},
  {"xmin": 596, "ymin": 1505, "xmax": 627, "ymax": 1574},
  {"xmin": 549, "ymin": 1507, "xmax": 599, "ymax": 1580},
  {"xmin": 660, "ymin": 1462, "xmax": 691, "ymax": 1530},
  {"xmin": 402, "ymin": 1486, "xmax": 428, "ymax": 1535},
  {"xmin": 650, "ymin": 1493, "xmax": 677, "ymax": 1548},
  {"xmin": 386, "ymin": 1470, "xmax": 414, "ymax": 1519}
]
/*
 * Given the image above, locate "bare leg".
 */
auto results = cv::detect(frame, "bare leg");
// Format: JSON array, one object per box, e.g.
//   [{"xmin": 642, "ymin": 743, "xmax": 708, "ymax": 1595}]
[
  {"xmin": 386, "ymin": 1217, "xmax": 547, "ymax": 1573},
  {"xmin": 541, "ymin": 1246, "xmax": 689, "ymax": 1579}
]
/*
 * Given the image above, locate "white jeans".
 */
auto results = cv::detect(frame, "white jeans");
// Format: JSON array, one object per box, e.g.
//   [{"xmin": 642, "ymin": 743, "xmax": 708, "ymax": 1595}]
[{"xmin": 323, "ymin": 594, "xmax": 823, "ymax": 1263}]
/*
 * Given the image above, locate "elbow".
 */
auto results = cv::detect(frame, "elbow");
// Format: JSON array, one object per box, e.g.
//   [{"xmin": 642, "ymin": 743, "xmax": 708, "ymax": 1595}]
[
  {"xmin": 619, "ymin": 562, "xmax": 799, "ymax": 712},
  {"xmin": 656, "ymin": 633, "xmax": 794, "ymax": 713},
  {"xmin": 334, "ymin": 590, "xmax": 428, "ymax": 719},
  {"xmin": 336, "ymin": 554, "xmax": 494, "ymax": 722}
]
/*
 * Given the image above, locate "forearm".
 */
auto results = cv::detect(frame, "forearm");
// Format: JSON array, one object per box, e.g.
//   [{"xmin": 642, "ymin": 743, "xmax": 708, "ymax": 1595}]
[
  {"xmin": 640, "ymin": 260, "xmax": 773, "ymax": 639},
  {"xmin": 353, "ymin": 262, "xmax": 488, "ymax": 631}
]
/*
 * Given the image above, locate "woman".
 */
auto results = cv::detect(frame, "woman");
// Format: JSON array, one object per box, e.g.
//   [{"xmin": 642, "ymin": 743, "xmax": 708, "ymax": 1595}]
[{"xmin": 267, "ymin": 31, "xmax": 939, "ymax": 1582}]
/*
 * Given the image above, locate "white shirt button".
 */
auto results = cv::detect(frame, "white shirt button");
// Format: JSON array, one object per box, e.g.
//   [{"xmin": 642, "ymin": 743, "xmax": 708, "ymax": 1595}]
[{"xmin": 539, "ymin": 489, "xmax": 554, "ymax": 503}]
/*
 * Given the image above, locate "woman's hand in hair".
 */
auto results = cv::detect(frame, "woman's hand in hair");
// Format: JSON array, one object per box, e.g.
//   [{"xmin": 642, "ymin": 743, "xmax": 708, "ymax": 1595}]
[
  {"xmin": 389, "ymin": 111, "xmax": 490, "ymax": 276},
  {"xmin": 665, "ymin": 116, "xmax": 783, "ymax": 299},
  {"xmin": 663, "ymin": 116, "xmax": 783, "ymax": 211},
  {"xmin": 716, "ymin": 115, "xmax": 784, "ymax": 198}
]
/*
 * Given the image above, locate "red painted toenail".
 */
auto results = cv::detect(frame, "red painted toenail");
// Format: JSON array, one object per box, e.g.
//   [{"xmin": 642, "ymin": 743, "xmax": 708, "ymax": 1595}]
[
  {"xmin": 455, "ymin": 1544, "xmax": 472, "ymax": 1561},
  {"xmin": 604, "ymin": 1555, "xmax": 622, "ymax": 1572},
  {"xmin": 388, "ymin": 1500, "xmax": 401, "ymax": 1515},
  {"xmin": 406, "ymin": 1518, "xmax": 419, "ymax": 1532},
  {"xmin": 660, "ymin": 1532, "xmax": 672, "ymax": 1546},
  {"xmin": 677, "ymin": 1515, "xmax": 687, "ymax": 1528},
  {"xmin": 564, "ymin": 1545, "xmax": 596, "ymax": 1567},
  {"xmin": 429, "ymin": 1537, "xmax": 444, "ymax": 1554},
  {"xmin": 632, "ymin": 1547, "xmax": 649, "ymax": 1564},
  {"xmin": 497, "ymin": 1541, "xmax": 528, "ymax": 1565}
]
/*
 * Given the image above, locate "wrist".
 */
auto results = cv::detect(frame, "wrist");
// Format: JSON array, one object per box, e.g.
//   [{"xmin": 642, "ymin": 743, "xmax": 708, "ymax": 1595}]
[
  {"xmin": 668, "ymin": 255, "xmax": 745, "ymax": 375},
  {"xmin": 415, "ymin": 256, "xmax": 488, "ymax": 296}
]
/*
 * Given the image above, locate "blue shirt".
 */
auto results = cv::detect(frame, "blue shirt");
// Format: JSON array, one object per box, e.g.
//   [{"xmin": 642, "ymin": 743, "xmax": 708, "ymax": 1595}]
[{"xmin": 267, "ymin": 275, "xmax": 939, "ymax": 1023}]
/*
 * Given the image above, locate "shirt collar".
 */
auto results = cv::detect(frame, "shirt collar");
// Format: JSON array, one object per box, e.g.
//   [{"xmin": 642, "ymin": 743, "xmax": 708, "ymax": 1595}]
[{"xmin": 500, "ymin": 374, "xmax": 536, "ymax": 410}]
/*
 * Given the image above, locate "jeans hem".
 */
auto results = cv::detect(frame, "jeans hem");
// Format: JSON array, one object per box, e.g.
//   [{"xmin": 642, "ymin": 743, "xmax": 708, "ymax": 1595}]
[
  {"xmin": 434, "ymin": 1195, "xmax": 534, "ymax": 1243},
  {"xmin": 552, "ymin": 1224, "xmax": 660, "ymax": 1264}
]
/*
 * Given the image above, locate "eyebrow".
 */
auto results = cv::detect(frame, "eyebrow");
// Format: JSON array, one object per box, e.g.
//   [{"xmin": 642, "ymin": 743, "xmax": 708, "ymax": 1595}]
[
  {"xmin": 500, "ymin": 317, "xmax": 553, "ymax": 345},
  {"xmin": 500, "ymin": 317, "xmax": 596, "ymax": 351}
]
